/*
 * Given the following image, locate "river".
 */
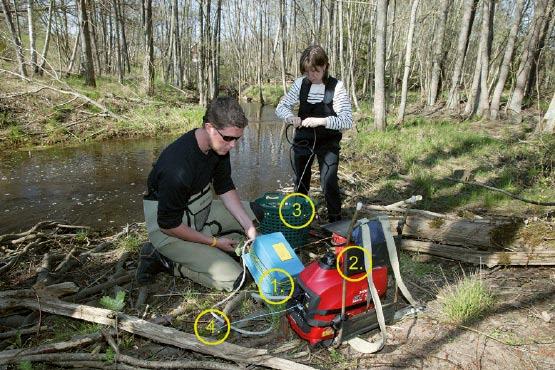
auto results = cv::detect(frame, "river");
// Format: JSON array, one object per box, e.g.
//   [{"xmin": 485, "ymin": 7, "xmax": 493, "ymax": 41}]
[{"xmin": 0, "ymin": 103, "xmax": 293, "ymax": 234}]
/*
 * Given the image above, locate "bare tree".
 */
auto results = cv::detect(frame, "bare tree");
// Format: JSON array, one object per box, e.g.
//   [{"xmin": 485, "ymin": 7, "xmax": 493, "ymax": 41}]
[
  {"xmin": 38, "ymin": 0, "xmax": 55, "ymax": 75},
  {"xmin": 374, "ymin": 0, "xmax": 388, "ymax": 131},
  {"xmin": 142, "ymin": 0, "xmax": 154, "ymax": 96},
  {"xmin": 542, "ymin": 91, "xmax": 555, "ymax": 133},
  {"xmin": 489, "ymin": 0, "xmax": 526, "ymax": 119},
  {"xmin": 396, "ymin": 0, "xmax": 419, "ymax": 125},
  {"xmin": 79, "ymin": 0, "xmax": 96, "ymax": 87},
  {"xmin": 507, "ymin": 0, "xmax": 550, "ymax": 117},
  {"xmin": 428, "ymin": 0, "xmax": 450, "ymax": 106},
  {"xmin": 477, "ymin": 0, "xmax": 493, "ymax": 117},
  {"xmin": 27, "ymin": 0, "xmax": 38, "ymax": 74},
  {"xmin": 1, "ymin": 0, "xmax": 27, "ymax": 77},
  {"xmin": 446, "ymin": 0, "xmax": 477, "ymax": 110},
  {"xmin": 279, "ymin": 0, "xmax": 287, "ymax": 95},
  {"xmin": 257, "ymin": 3, "xmax": 264, "ymax": 105}
]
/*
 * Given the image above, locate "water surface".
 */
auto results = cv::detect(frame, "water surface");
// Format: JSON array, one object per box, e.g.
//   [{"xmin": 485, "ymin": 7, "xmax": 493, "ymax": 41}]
[{"xmin": 0, "ymin": 103, "xmax": 292, "ymax": 234}]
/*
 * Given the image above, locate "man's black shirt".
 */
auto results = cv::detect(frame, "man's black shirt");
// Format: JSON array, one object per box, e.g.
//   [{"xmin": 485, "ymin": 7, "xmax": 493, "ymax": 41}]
[{"xmin": 144, "ymin": 129, "xmax": 235, "ymax": 229}]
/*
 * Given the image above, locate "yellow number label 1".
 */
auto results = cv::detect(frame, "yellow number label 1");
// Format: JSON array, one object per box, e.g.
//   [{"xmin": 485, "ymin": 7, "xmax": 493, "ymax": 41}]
[
  {"xmin": 293, "ymin": 203, "xmax": 302, "ymax": 217},
  {"xmin": 272, "ymin": 278, "xmax": 278, "ymax": 294}
]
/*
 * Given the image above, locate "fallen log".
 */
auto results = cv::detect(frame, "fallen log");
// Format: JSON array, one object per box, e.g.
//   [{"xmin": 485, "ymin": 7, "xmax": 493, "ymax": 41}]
[
  {"xmin": 0, "ymin": 287, "xmax": 316, "ymax": 370},
  {"xmin": 400, "ymin": 239, "xmax": 555, "ymax": 267},
  {"xmin": 0, "ymin": 325, "xmax": 47, "ymax": 339},
  {"xmin": 1, "ymin": 352, "xmax": 242, "ymax": 369},
  {"xmin": 66, "ymin": 270, "xmax": 134, "ymax": 302},
  {"xmin": 362, "ymin": 206, "xmax": 521, "ymax": 250}
]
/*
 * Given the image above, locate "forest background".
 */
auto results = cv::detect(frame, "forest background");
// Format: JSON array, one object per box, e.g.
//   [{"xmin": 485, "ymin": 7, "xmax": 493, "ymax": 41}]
[
  {"xmin": 1, "ymin": 1, "xmax": 554, "ymax": 369},
  {"xmin": 0, "ymin": 0, "xmax": 554, "ymax": 134}
]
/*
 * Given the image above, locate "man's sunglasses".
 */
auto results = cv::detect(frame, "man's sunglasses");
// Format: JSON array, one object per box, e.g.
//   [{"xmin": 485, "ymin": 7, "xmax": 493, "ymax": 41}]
[{"xmin": 215, "ymin": 128, "xmax": 241, "ymax": 142}]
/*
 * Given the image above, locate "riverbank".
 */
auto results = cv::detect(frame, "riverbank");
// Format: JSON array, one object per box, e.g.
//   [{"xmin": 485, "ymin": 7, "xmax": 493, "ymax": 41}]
[
  {"xmin": 0, "ymin": 74, "xmax": 203, "ymax": 150},
  {"xmin": 2, "ymin": 74, "xmax": 553, "ymax": 218}
]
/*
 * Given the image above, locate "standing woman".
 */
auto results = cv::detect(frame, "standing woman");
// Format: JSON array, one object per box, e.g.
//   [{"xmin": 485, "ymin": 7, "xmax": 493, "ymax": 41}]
[{"xmin": 276, "ymin": 45, "xmax": 353, "ymax": 222}]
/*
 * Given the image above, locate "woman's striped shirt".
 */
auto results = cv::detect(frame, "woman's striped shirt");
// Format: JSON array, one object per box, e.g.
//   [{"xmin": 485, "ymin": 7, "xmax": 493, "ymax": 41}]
[{"xmin": 275, "ymin": 76, "xmax": 353, "ymax": 131}]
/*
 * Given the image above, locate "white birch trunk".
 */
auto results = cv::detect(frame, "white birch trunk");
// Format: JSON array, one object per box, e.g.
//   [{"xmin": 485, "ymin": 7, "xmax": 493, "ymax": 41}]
[{"xmin": 396, "ymin": 0, "xmax": 419, "ymax": 125}]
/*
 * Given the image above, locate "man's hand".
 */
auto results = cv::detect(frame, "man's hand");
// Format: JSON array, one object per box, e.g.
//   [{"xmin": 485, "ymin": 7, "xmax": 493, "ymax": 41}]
[
  {"xmin": 301, "ymin": 117, "xmax": 327, "ymax": 128},
  {"xmin": 215, "ymin": 237, "xmax": 237, "ymax": 253},
  {"xmin": 245, "ymin": 225, "xmax": 258, "ymax": 241},
  {"xmin": 286, "ymin": 116, "xmax": 302, "ymax": 128}
]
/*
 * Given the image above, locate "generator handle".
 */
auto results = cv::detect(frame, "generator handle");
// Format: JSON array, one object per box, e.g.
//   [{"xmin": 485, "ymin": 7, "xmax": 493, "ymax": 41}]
[{"xmin": 334, "ymin": 202, "xmax": 363, "ymax": 348}]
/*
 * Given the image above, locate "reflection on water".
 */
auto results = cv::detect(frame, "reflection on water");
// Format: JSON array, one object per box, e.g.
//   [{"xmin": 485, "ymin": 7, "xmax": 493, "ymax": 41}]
[{"xmin": 0, "ymin": 103, "xmax": 292, "ymax": 234}]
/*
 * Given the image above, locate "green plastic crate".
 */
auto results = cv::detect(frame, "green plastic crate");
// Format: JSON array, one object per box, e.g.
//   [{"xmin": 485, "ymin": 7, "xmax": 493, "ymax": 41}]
[{"xmin": 255, "ymin": 192, "xmax": 313, "ymax": 248}]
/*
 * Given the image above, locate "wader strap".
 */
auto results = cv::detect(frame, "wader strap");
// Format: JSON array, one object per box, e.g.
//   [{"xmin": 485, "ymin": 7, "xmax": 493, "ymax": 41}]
[
  {"xmin": 355, "ymin": 220, "xmax": 387, "ymax": 353},
  {"xmin": 376, "ymin": 215, "xmax": 418, "ymax": 306},
  {"xmin": 347, "ymin": 216, "xmax": 419, "ymax": 353}
]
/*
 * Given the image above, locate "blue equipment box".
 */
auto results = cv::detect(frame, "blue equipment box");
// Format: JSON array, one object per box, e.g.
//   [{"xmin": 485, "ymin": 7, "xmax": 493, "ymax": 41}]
[{"xmin": 243, "ymin": 232, "xmax": 305, "ymax": 301}]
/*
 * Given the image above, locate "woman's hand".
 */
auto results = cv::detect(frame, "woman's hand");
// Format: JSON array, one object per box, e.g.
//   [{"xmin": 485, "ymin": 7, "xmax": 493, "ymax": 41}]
[
  {"xmin": 301, "ymin": 117, "xmax": 327, "ymax": 127},
  {"xmin": 286, "ymin": 116, "xmax": 302, "ymax": 128}
]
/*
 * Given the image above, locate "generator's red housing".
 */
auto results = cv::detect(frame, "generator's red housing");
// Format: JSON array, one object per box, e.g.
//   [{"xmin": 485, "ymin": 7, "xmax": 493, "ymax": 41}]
[{"xmin": 286, "ymin": 256, "xmax": 388, "ymax": 346}]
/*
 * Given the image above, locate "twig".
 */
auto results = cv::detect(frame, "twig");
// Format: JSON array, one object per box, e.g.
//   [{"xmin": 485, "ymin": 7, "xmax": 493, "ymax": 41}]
[
  {"xmin": 0, "ymin": 332, "xmax": 103, "ymax": 361},
  {"xmin": 0, "ymin": 68, "xmax": 123, "ymax": 120},
  {"xmin": 67, "ymin": 271, "xmax": 135, "ymax": 302},
  {"xmin": 0, "ymin": 325, "xmax": 48, "ymax": 339},
  {"xmin": 457, "ymin": 324, "xmax": 555, "ymax": 346},
  {"xmin": 446, "ymin": 177, "xmax": 555, "ymax": 206}
]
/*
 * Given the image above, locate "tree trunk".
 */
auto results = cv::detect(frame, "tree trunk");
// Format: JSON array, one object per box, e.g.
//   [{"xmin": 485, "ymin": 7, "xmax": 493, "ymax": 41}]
[
  {"xmin": 65, "ymin": 28, "xmax": 80, "ymax": 76},
  {"xmin": 374, "ymin": 0, "xmax": 387, "ymax": 131},
  {"xmin": 12, "ymin": 0, "xmax": 22, "ymax": 46},
  {"xmin": 112, "ymin": 0, "xmax": 123, "ymax": 83},
  {"xmin": 396, "ymin": 0, "xmax": 419, "ymax": 125},
  {"xmin": 212, "ymin": 0, "xmax": 222, "ymax": 100},
  {"xmin": 79, "ymin": 0, "xmax": 95, "ymax": 87},
  {"xmin": 38, "ymin": 0, "xmax": 55, "ymax": 75},
  {"xmin": 524, "ymin": 2, "xmax": 553, "ymax": 100},
  {"xmin": 257, "ymin": 5, "xmax": 264, "ymax": 105},
  {"xmin": 27, "ymin": 0, "xmax": 38, "ymax": 74},
  {"xmin": 427, "ymin": 0, "xmax": 450, "ymax": 106},
  {"xmin": 489, "ymin": 0, "xmax": 526, "ymax": 119},
  {"xmin": 542, "ymin": 91, "xmax": 555, "ymax": 133},
  {"xmin": 0, "ymin": 0, "xmax": 27, "ymax": 77},
  {"xmin": 477, "ymin": 0, "xmax": 493, "ymax": 117},
  {"xmin": 446, "ymin": 0, "xmax": 477, "ymax": 110},
  {"xmin": 338, "ymin": 0, "xmax": 345, "ymax": 81},
  {"xmin": 172, "ymin": 0, "xmax": 182, "ymax": 89},
  {"xmin": 507, "ymin": 0, "xmax": 549, "ymax": 117},
  {"xmin": 117, "ymin": 0, "xmax": 131, "ymax": 74},
  {"xmin": 198, "ymin": 0, "xmax": 204, "ymax": 105},
  {"xmin": 142, "ymin": 0, "xmax": 154, "ymax": 96},
  {"xmin": 279, "ymin": 0, "xmax": 287, "ymax": 95}
]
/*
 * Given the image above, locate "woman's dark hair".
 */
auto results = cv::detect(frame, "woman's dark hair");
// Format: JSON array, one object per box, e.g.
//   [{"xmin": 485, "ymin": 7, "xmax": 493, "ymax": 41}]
[
  {"xmin": 299, "ymin": 45, "xmax": 329, "ymax": 82},
  {"xmin": 202, "ymin": 96, "xmax": 248, "ymax": 129}
]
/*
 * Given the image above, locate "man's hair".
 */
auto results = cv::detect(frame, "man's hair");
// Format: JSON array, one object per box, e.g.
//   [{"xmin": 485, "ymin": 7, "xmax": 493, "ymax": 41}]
[
  {"xmin": 202, "ymin": 96, "xmax": 248, "ymax": 129},
  {"xmin": 299, "ymin": 45, "xmax": 329, "ymax": 82}
]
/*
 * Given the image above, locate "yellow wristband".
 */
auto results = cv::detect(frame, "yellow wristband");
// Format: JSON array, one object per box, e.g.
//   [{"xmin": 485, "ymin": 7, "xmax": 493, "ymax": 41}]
[{"xmin": 209, "ymin": 237, "xmax": 218, "ymax": 247}]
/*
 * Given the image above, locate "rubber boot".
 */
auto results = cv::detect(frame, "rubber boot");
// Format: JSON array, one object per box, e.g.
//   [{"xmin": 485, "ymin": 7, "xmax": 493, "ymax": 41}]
[{"xmin": 136, "ymin": 242, "xmax": 173, "ymax": 285}]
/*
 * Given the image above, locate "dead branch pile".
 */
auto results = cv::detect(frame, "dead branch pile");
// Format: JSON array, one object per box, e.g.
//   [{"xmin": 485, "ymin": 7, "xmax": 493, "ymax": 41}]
[{"xmin": 0, "ymin": 222, "xmax": 315, "ymax": 369}]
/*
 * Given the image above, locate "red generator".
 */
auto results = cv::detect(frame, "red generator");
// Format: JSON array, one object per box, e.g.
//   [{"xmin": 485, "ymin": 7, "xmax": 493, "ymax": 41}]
[{"xmin": 286, "ymin": 219, "xmax": 395, "ymax": 346}]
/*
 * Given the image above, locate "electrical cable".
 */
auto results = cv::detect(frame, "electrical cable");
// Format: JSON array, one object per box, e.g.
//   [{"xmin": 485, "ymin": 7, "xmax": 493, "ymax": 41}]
[{"xmin": 284, "ymin": 123, "xmax": 317, "ymax": 193}]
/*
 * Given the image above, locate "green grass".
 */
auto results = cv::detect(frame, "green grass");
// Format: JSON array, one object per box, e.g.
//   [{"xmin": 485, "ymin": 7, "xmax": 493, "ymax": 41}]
[
  {"xmin": 399, "ymin": 251, "xmax": 440, "ymax": 277},
  {"xmin": 116, "ymin": 234, "xmax": 142, "ymax": 252},
  {"xmin": 439, "ymin": 275, "xmax": 494, "ymax": 325},
  {"xmin": 344, "ymin": 116, "xmax": 555, "ymax": 214},
  {"xmin": 243, "ymin": 83, "xmax": 284, "ymax": 106}
]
